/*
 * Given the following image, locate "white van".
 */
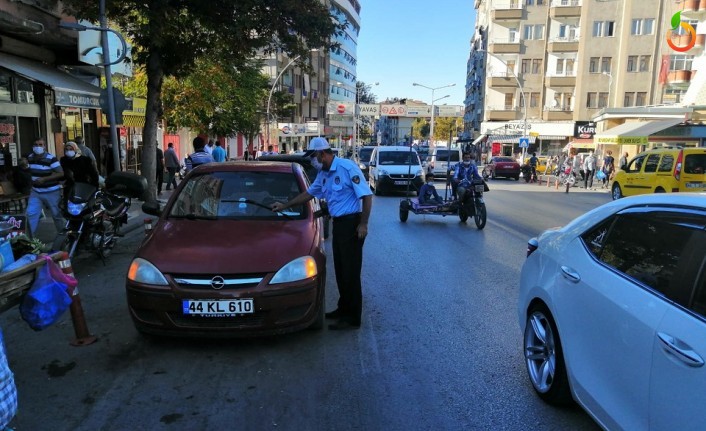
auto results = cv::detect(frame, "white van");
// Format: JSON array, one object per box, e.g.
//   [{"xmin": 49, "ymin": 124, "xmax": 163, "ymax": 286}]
[
  {"xmin": 429, "ymin": 147, "xmax": 463, "ymax": 178},
  {"xmin": 368, "ymin": 146, "xmax": 424, "ymax": 195}
]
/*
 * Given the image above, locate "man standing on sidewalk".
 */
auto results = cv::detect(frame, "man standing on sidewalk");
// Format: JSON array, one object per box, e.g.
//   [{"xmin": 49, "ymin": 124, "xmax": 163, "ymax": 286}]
[
  {"xmin": 156, "ymin": 144, "xmax": 164, "ymax": 195},
  {"xmin": 212, "ymin": 141, "xmax": 226, "ymax": 162},
  {"xmin": 164, "ymin": 142, "xmax": 180, "ymax": 190},
  {"xmin": 26, "ymin": 138, "xmax": 64, "ymax": 238}
]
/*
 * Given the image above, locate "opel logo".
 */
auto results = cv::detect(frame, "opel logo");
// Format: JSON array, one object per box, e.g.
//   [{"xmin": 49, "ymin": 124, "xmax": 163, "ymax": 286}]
[{"xmin": 210, "ymin": 276, "xmax": 225, "ymax": 290}]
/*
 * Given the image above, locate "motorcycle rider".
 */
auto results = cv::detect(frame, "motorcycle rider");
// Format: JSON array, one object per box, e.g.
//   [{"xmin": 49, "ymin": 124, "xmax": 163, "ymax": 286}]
[
  {"xmin": 60, "ymin": 141, "xmax": 99, "ymax": 207},
  {"xmin": 452, "ymin": 152, "xmax": 483, "ymax": 212}
]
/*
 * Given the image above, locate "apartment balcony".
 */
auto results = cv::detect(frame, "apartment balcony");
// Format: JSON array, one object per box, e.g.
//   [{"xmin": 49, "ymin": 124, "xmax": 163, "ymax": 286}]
[
  {"xmin": 489, "ymin": 73, "xmax": 520, "ymax": 87},
  {"xmin": 489, "ymin": 39, "xmax": 521, "ymax": 54},
  {"xmin": 542, "ymin": 107, "xmax": 574, "ymax": 121},
  {"xmin": 548, "ymin": 37, "xmax": 579, "ymax": 52},
  {"xmin": 487, "ymin": 106, "xmax": 520, "ymax": 121},
  {"xmin": 667, "ymin": 70, "xmax": 692, "ymax": 84},
  {"xmin": 545, "ymin": 74, "xmax": 577, "ymax": 87},
  {"xmin": 696, "ymin": 34, "xmax": 706, "ymax": 48},
  {"xmin": 492, "ymin": 2, "xmax": 523, "ymax": 20},
  {"xmin": 550, "ymin": 0, "xmax": 582, "ymax": 18}
]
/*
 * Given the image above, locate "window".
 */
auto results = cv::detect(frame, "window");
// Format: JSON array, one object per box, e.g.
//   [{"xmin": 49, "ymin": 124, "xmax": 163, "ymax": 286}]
[
  {"xmin": 504, "ymin": 93, "xmax": 515, "ymax": 109},
  {"xmin": 521, "ymin": 59, "xmax": 531, "ymax": 74},
  {"xmin": 639, "ymin": 55, "xmax": 650, "ymax": 72},
  {"xmin": 624, "ymin": 92, "xmax": 634, "ymax": 107},
  {"xmin": 627, "ymin": 56, "xmax": 638, "ymax": 72},
  {"xmin": 589, "ymin": 57, "xmax": 599, "ymax": 73},
  {"xmin": 631, "ymin": 18, "xmax": 655, "ymax": 35},
  {"xmin": 556, "ymin": 59, "xmax": 565, "ymax": 74},
  {"xmin": 526, "ymin": 0, "xmax": 533, "ymax": 4},
  {"xmin": 586, "ymin": 92, "xmax": 597, "ymax": 108},
  {"xmin": 530, "ymin": 92, "xmax": 540, "ymax": 108},
  {"xmin": 636, "ymin": 92, "xmax": 647, "ymax": 106},
  {"xmin": 658, "ymin": 155, "xmax": 674, "ymax": 172},
  {"xmin": 583, "ymin": 212, "xmax": 706, "ymax": 308},
  {"xmin": 598, "ymin": 92, "xmax": 608, "ymax": 108},
  {"xmin": 593, "ymin": 21, "xmax": 615, "ymax": 37},
  {"xmin": 509, "ymin": 27, "xmax": 519, "ymax": 42},
  {"xmin": 524, "ymin": 25, "xmax": 545, "ymax": 40},
  {"xmin": 531, "ymin": 59, "xmax": 543, "ymax": 74},
  {"xmin": 675, "ymin": 20, "xmax": 698, "ymax": 36},
  {"xmin": 670, "ymin": 54, "xmax": 694, "ymax": 71},
  {"xmin": 535, "ymin": 25, "xmax": 545, "ymax": 40},
  {"xmin": 566, "ymin": 58, "xmax": 575, "ymax": 74},
  {"xmin": 537, "ymin": 0, "xmax": 544, "ymax": 4},
  {"xmin": 644, "ymin": 154, "xmax": 660, "ymax": 173},
  {"xmin": 601, "ymin": 57, "xmax": 612, "ymax": 73},
  {"xmin": 0, "ymin": 71, "xmax": 10, "ymax": 103}
]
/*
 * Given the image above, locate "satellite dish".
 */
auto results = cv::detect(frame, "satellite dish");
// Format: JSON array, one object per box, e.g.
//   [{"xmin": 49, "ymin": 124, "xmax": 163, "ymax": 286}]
[{"xmin": 551, "ymin": 99, "xmax": 559, "ymax": 108}]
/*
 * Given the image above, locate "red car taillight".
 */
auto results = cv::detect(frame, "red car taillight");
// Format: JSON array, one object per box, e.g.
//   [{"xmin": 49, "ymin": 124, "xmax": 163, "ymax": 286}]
[
  {"xmin": 674, "ymin": 150, "xmax": 683, "ymax": 181},
  {"xmin": 527, "ymin": 238, "xmax": 538, "ymax": 257}
]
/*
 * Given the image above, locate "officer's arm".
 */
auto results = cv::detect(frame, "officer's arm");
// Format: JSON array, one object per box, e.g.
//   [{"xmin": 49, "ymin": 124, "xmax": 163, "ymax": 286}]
[
  {"xmin": 360, "ymin": 195, "xmax": 372, "ymax": 225},
  {"xmin": 272, "ymin": 191, "xmax": 314, "ymax": 212}
]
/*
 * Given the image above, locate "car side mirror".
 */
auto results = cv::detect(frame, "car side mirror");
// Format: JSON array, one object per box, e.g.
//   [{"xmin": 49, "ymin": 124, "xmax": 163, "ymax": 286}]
[{"xmin": 142, "ymin": 201, "xmax": 162, "ymax": 217}]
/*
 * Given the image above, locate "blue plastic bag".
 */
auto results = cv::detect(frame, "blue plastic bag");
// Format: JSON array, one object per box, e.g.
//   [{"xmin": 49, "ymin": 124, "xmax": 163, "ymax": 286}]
[
  {"xmin": 596, "ymin": 169, "xmax": 606, "ymax": 180},
  {"xmin": 19, "ymin": 262, "xmax": 72, "ymax": 331}
]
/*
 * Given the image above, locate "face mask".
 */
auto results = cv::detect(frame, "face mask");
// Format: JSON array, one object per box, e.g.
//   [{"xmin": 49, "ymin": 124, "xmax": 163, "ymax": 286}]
[
  {"xmin": 427, "ymin": 181, "xmax": 434, "ymax": 185},
  {"xmin": 65, "ymin": 150, "xmax": 76, "ymax": 158},
  {"xmin": 33, "ymin": 146, "xmax": 44, "ymax": 155},
  {"xmin": 311, "ymin": 157, "xmax": 323, "ymax": 171},
  {"xmin": 463, "ymin": 161, "xmax": 471, "ymax": 167}
]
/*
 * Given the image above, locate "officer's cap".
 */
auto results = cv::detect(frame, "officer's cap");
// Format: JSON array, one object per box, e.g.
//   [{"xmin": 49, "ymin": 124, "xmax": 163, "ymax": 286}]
[{"xmin": 304, "ymin": 137, "xmax": 330, "ymax": 157}]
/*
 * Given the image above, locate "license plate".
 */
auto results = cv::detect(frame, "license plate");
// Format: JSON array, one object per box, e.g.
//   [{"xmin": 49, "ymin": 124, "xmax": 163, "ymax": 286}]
[
  {"xmin": 394, "ymin": 180, "xmax": 408, "ymax": 185},
  {"xmin": 686, "ymin": 182, "xmax": 705, "ymax": 189},
  {"xmin": 474, "ymin": 185, "xmax": 485, "ymax": 192},
  {"xmin": 182, "ymin": 299, "xmax": 254, "ymax": 316}
]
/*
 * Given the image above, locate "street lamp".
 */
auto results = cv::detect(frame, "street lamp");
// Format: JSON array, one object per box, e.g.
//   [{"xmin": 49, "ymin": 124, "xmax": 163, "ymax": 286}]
[
  {"xmin": 412, "ymin": 82, "xmax": 456, "ymax": 147},
  {"xmin": 353, "ymin": 82, "xmax": 378, "ymax": 151},
  {"xmin": 478, "ymin": 49, "xmax": 528, "ymax": 166},
  {"xmin": 265, "ymin": 49, "xmax": 318, "ymax": 155},
  {"xmin": 60, "ymin": 6, "xmax": 129, "ymax": 173}
]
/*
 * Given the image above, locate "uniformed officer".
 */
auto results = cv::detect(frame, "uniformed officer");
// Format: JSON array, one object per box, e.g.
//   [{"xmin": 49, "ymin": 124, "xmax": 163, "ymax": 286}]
[{"xmin": 271, "ymin": 137, "xmax": 373, "ymax": 330}]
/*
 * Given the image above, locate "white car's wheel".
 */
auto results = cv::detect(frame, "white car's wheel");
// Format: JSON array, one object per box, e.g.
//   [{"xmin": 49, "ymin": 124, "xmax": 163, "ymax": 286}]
[{"xmin": 524, "ymin": 304, "xmax": 572, "ymax": 406}]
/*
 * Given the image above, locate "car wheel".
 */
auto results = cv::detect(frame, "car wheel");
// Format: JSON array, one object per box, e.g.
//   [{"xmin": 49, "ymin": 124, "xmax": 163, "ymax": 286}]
[
  {"xmin": 655, "ymin": 187, "xmax": 666, "ymax": 193},
  {"xmin": 611, "ymin": 183, "xmax": 623, "ymax": 200},
  {"xmin": 524, "ymin": 304, "xmax": 572, "ymax": 406},
  {"xmin": 514, "ymin": 175, "xmax": 520, "ymax": 181},
  {"xmin": 491, "ymin": 170, "xmax": 496, "ymax": 180}
]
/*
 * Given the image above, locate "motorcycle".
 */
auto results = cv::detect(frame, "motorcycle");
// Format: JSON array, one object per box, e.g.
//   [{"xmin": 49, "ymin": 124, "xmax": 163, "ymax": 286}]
[
  {"xmin": 458, "ymin": 178, "xmax": 487, "ymax": 229},
  {"xmin": 520, "ymin": 163, "xmax": 538, "ymax": 183},
  {"xmin": 557, "ymin": 164, "xmax": 576, "ymax": 193},
  {"xmin": 53, "ymin": 182, "xmax": 131, "ymax": 260}
]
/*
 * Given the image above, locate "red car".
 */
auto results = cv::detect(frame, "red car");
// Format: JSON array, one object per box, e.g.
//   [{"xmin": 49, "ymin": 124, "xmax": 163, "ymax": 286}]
[
  {"xmin": 127, "ymin": 161, "xmax": 326, "ymax": 337},
  {"xmin": 483, "ymin": 156, "xmax": 521, "ymax": 180}
]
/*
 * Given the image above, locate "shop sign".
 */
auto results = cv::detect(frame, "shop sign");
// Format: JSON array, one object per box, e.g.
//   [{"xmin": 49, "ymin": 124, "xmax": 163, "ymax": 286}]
[
  {"xmin": 278, "ymin": 122, "xmax": 321, "ymax": 137},
  {"xmin": 0, "ymin": 119, "xmax": 15, "ymax": 145},
  {"xmin": 596, "ymin": 136, "xmax": 648, "ymax": 145},
  {"xmin": 55, "ymin": 90, "xmax": 100, "ymax": 109},
  {"xmin": 574, "ymin": 121, "xmax": 597, "ymax": 139}
]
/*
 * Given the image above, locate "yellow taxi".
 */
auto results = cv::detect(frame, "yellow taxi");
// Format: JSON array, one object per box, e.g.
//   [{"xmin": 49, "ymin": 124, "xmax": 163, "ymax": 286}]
[
  {"xmin": 523, "ymin": 156, "xmax": 549, "ymax": 174},
  {"xmin": 611, "ymin": 147, "xmax": 706, "ymax": 200}
]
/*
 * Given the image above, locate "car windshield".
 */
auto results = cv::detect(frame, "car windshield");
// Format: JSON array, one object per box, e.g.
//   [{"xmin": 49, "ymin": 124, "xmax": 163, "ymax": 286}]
[
  {"xmin": 378, "ymin": 151, "xmax": 420, "ymax": 165},
  {"xmin": 359, "ymin": 148, "xmax": 374, "ymax": 162},
  {"xmin": 495, "ymin": 157, "xmax": 515, "ymax": 163},
  {"xmin": 168, "ymin": 171, "xmax": 305, "ymax": 220},
  {"xmin": 434, "ymin": 150, "xmax": 460, "ymax": 162}
]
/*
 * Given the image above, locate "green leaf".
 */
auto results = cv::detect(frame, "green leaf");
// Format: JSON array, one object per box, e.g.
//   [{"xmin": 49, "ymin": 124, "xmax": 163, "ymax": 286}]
[{"xmin": 671, "ymin": 11, "xmax": 682, "ymax": 30}]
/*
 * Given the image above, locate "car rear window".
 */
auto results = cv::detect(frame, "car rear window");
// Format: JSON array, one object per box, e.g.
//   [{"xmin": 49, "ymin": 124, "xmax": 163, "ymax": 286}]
[
  {"xmin": 495, "ymin": 157, "xmax": 515, "ymax": 163},
  {"xmin": 434, "ymin": 150, "xmax": 460, "ymax": 162},
  {"xmin": 169, "ymin": 171, "xmax": 305, "ymax": 220},
  {"xmin": 684, "ymin": 154, "xmax": 706, "ymax": 174},
  {"xmin": 379, "ymin": 151, "xmax": 420, "ymax": 165}
]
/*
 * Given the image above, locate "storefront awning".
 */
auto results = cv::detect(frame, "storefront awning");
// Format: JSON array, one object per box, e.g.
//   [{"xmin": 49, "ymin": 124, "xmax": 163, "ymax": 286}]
[
  {"xmin": 594, "ymin": 119, "xmax": 683, "ymax": 145},
  {"xmin": 487, "ymin": 135, "xmax": 537, "ymax": 144},
  {"xmin": 0, "ymin": 53, "xmax": 100, "ymax": 96}
]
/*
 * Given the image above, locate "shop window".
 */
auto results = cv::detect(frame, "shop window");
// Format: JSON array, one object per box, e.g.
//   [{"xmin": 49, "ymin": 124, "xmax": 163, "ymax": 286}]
[
  {"xmin": 0, "ymin": 71, "xmax": 11, "ymax": 102},
  {"xmin": 16, "ymin": 78, "xmax": 34, "ymax": 104}
]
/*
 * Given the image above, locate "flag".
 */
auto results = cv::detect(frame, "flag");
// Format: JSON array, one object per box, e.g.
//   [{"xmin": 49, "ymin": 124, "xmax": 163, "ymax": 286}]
[{"xmin": 659, "ymin": 54, "xmax": 670, "ymax": 84}]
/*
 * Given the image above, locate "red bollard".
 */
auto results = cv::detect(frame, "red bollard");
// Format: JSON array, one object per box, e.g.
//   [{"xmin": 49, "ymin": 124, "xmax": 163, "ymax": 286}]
[
  {"xmin": 144, "ymin": 218, "xmax": 153, "ymax": 236},
  {"xmin": 58, "ymin": 252, "xmax": 97, "ymax": 346}
]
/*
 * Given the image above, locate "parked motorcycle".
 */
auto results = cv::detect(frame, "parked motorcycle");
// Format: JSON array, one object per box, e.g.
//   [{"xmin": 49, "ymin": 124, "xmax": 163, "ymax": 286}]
[
  {"xmin": 558, "ymin": 164, "xmax": 576, "ymax": 193},
  {"xmin": 458, "ymin": 178, "xmax": 487, "ymax": 229}
]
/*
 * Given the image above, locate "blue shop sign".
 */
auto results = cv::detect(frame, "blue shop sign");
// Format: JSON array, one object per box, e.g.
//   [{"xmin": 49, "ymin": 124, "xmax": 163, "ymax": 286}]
[{"xmin": 55, "ymin": 90, "xmax": 101, "ymax": 109}]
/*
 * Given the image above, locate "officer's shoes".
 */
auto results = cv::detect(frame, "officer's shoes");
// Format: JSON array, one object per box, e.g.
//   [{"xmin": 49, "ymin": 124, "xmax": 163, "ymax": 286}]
[
  {"xmin": 325, "ymin": 309, "xmax": 342, "ymax": 319},
  {"xmin": 328, "ymin": 319, "xmax": 360, "ymax": 331}
]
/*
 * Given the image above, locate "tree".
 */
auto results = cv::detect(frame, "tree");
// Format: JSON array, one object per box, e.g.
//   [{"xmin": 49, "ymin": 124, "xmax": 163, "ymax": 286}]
[
  {"xmin": 412, "ymin": 118, "xmax": 429, "ymax": 141},
  {"xmin": 433, "ymin": 117, "xmax": 464, "ymax": 143},
  {"xmin": 62, "ymin": 0, "xmax": 340, "ymax": 201},
  {"xmin": 355, "ymin": 81, "xmax": 378, "ymax": 142}
]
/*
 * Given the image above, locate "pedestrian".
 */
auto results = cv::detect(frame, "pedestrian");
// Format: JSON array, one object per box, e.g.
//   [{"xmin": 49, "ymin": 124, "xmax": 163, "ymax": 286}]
[
  {"xmin": 602, "ymin": 150, "xmax": 615, "ymax": 188},
  {"xmin": 619, "ymin": 152, "xmax": 629, "ymax": 170},
  {"xmin": 271, "ymin": 137, "xmax": 372, "ymax": 331},
  {"xmin": 59, "ymin": 141, "xmax": 99, "ymax": 207},
  {"xmin": 583, "ymin": 151, "xmax": 596, "ymax": 190},
  {"xmin": 164, "ymin": 142, "xmax": 180, "ymax": 190},
  {"xmin": 212, "ymin": 140, "xmax": 226, "ymax": 162},
  {"xmin": 156, "ymin": 144, "xmax": 164, "ymax": 194},
  {"xmin": 528, "ymin": 152, "xmax": 539, "ymax": 183},
  {"xmin": 185, "ymin": 136, "xmax": 215, "ymax": 172},
  {"xmin": 0, "ymin": 142, "xmax": 13, "ymax": 182},
  {"xmin": 243, "ymin": 150, "xmax": 250, "ymax": 161},
  {"xmin": 204, "ymin": 139, "xmax": 215, "ymax": 156},
  {"xmin": 74, "ymin": 136, "xmax": 97, "ymax": 171},
  {"xmin": 25, "ymin": 137, "xmax": 64, "ymax": 238}
]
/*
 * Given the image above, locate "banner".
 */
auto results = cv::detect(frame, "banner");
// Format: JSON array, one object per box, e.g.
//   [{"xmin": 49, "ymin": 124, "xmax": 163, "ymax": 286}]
[
  {"xmin": 379, "ymin": 104, "xmax": 407, "ymax": 116},
  {"xmin": 358, "ymin": 104, "xmax": 380, "ymax": 116},
  {"xmin": 574, "ymin": 121, "xmax": 596, "ymax": 139},
  {"xmin": 277, "ymin": 122, "xmax": 321, "ymax": 137},
  {"xmin": 658, "ymin": 54, "xmax": 670, "ymax": 85},
  {"xmin": 326, "ymin": 101, "xmax": 354, "ymax": 116}
]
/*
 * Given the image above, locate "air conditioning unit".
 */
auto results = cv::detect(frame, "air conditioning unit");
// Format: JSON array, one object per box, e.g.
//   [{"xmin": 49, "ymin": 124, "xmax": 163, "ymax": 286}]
[{"xmin": 18, "ymin": 91, "xmax": 34, "ymax": 104}]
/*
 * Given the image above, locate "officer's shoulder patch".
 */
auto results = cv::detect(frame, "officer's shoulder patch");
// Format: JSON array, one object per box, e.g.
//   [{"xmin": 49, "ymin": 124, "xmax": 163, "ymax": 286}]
[{"xmin": 352, "ymin": 175, "xmax": 360, "ymax": 184}]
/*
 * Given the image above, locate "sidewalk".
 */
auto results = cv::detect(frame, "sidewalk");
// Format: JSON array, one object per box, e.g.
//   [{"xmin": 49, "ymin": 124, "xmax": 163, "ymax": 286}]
[{"xmin": 33, "ymin": 188, "xmax": 175, "ymax": 246}]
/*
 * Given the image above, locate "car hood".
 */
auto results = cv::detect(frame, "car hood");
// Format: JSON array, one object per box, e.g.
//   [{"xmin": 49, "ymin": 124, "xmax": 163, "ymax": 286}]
[{"xmin": 138, "ymin": 219, "xmax": 317, "ymax": 274}]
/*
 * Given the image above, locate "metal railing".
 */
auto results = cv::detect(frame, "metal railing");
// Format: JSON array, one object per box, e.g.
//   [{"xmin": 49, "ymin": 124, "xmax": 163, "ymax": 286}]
[
  {"xmin": 550, "ymin": 0, "xmax": 581, "ymax": 6},
  {"xmin": 491, "ymin": 38, "xmax": 520, "ymax": 44},
  {"xmin": 493, "ymin": 1, "xmax": 523, "ymax": 9},
  {"xmin": 488, "ymin": 105, "xmax": 519, "ymax": 111},
  {"xmin": 549, "ymin": 36, "xmax": 579, "ymax": 43}
]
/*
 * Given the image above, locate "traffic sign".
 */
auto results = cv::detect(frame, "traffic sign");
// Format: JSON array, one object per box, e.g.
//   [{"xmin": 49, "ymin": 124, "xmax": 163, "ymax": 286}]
[{"xmin": 519, "ymin": 137, "xmax": 529, "ymax": 148}]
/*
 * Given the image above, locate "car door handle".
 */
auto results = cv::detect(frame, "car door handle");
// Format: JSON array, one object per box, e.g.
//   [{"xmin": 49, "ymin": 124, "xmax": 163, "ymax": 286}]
[
  {"xmin": 560, "ymin": 266, "xmax": 581, "ymax": 283},
  {"xmin": 658, "ymin": 332, "xmax": 705, "ymax": 368}
]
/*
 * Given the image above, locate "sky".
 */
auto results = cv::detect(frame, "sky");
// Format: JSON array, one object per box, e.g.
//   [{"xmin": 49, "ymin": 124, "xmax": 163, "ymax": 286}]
[{"xmin": 356, "ymin": 0, "xmax": 476, "ymax": 107}]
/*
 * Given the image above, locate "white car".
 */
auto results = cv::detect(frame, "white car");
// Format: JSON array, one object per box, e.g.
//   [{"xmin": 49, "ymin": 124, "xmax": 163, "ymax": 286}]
[{"xmin": 518, "ymin": 193, "xmax": 706, "ymax": 430}]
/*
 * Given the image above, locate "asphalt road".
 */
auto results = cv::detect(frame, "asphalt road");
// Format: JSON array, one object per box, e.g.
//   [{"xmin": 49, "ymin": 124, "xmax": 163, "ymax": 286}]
[{"xmin": 2, "ymin": 178, "xmax": 610, "ymax": 431}]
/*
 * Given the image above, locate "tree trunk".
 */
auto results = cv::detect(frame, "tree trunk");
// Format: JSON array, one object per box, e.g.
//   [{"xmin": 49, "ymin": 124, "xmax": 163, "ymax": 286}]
[{"xmin": 141, "ymin": 46, "xmax": 164, "ymax": 203}]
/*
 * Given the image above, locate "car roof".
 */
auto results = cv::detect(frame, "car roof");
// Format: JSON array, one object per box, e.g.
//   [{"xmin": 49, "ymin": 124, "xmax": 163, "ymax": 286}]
[
  {"xmin": 190, "ymin": 160, "xmax": 298, "ymax": 175},
  {"xmin": 375, "ymin": 146, "xmax": 417, "ymax": 152}
]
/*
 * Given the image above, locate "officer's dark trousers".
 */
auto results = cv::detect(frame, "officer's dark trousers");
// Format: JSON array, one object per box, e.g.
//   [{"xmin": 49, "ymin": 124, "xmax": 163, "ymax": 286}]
[{"xmin": 332, "ymin": 213, "xmax": 365, "ymax": 325}]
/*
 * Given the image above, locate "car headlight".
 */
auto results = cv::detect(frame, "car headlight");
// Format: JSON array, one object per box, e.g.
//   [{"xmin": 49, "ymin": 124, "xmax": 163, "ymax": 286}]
[
  {"xmin": 380, "ymin": 169, "xmax": 389, "ymax": 176},
  {"xmin": 68, "ymin": 201, "xmax": 87, "ymax": 216},
  {"xmin": 359, "ymin": 163, "xmax": 366, "ymax": 169},
  {"xmin": 270, "ymin": 256, "xmax": 317, "ymax": 284},
  {"xmin": 127, "ymin": 258, "xmax": 169, "ymax": 285}
]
